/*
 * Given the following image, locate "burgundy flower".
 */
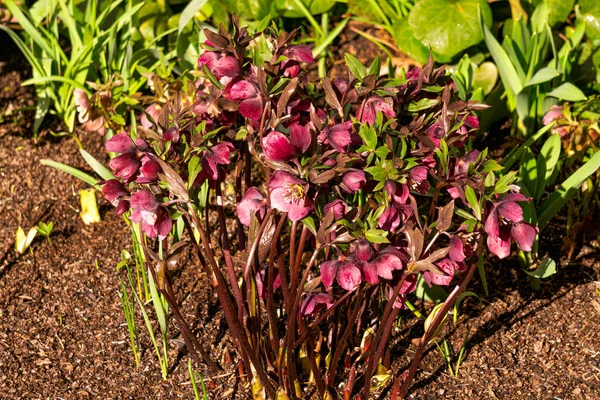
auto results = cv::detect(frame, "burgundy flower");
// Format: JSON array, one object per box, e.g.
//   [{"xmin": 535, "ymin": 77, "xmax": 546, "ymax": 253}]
[
  {"xmin": 130, "ymin": 190, "xmax": 172, "ymax": 239},
  {"xmin": 281, "ymin": 45, "xmax": 314, "ymax": 77},
  {"xmin": 225, "ymin": 79, "xmax": 263, "ymax": 121},
  {"xmin": 408, "ymin": 166, "xmax": 430, "ymax": 194},
  {"xmin": 318, "ymin": 121, "xmax": 352, "ymax": 153},
  {"xmin": 102, "ymin": 179, "xmax": 130, "ymax": 215},
  {"xmin": 300, "ymin": 292, "xmax": 333, "ymax": 316},
  {"xmin": 386, "ymin": 274, "xmax": 418, "ymax": 309},
  {"xmin": 361, "ymin": 96, "xmax": 395, "ymax": 125},
  {"xmin": 324, "ymin": 199, "xmax": 348, "ymax": 220},
  {"xmin": 447, "ymin": 150, "xmax": 480, "ymax": 199},
  {"xmin": 137, "ymin": 156, "xmax": 161, "ymax": 184},
  {"xmin": 198, "ymin": 51, "xmax": 241, "ymax": 84},
  {"xmin": 352, "ymin": 240, "xmax": 404, "ymax": 285},
  {"xmin": 255, "ymin": 265, "xmax": 281, "ymax": 299},
  {"xmin": 164, "ymin": 127, "xmax": 180, "ymax": 143},
  {"xmin": 320, "ymin": 257, "xmax": 361, "ymax": 291},
  {"xmin": 237, "ymin": 187, "xmax": 268, "ymax": 226},
  {"xmin": 197, "ymin": 141, "xmax": 234, "ymax": 183},
  {"xmin": 262, "ymin": 124, "xmax": 311, "ymax": 161},
  {"xmin": 341, "ymin": 169, "xmax": 366, "ymax": 193},
  {"xmin": 463, "ymin": 115, "xmax": 479, "ymax": 129},
  {"xmin": 422, "ymin": 258, "xmax": 455, "ymax": 286},
  {"xmin": 268, "ymin": 171, "xmax": 314, "ymax": 221},
  {"xmin": 485, "ymin": 193, "xmax": 538, "ymax": 258},
  {"xmin": 106, "ymin": 133, "xmax": 154, "ymax": 182}
]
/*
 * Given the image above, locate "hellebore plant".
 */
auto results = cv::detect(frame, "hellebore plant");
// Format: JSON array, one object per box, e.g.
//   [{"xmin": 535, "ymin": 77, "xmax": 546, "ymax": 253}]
[{"xmin": 100, "ymin": 20, "xmax": 537, "ymax": 399}]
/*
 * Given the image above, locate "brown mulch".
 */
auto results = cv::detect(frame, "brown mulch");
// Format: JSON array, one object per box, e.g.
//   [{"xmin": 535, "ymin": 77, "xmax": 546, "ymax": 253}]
[{"xmin": 1, "ymin": 29, "xmax": 599, "ymax": 400}]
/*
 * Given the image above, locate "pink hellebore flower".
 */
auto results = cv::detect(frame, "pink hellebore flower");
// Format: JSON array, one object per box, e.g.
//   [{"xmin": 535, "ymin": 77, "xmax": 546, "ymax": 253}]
[
  {"xmin": 386, "ymin": 274, "xmax": 418, "ymax": 309},
  {"xmin": 102, "ymin": 179, "xmax": 130, "ymax": 215},
  {"xmin": 105, "ymin": 133, "xmax": 160, "ymax": 183},
  {"xmin": 255, "ymin": 265, "xmax": 282, "ymax": 299},
  {"xmin": 300, "ymin": 292, "xmax": 333, "ymax": 316},
  {"xmin": 485, "ymin": 193, "xmax": 538, "ymax": 259},
  {"xmin": 262, "ymin": 124, "xmax": 311, "ymax": 161},
  {"xmin": 197, "ymin": 141, "xmax": 234, "ymax": 183},
  {"xmin": 320, "ymin": 257, "xmax": 362, "ymax": 291},
  {"xmin": 74, "ymin": 89, "xmax": 90, "ymax": 123},
  {"xmin": 130, "ymin": 190, "xmax": 172, "ymax": 239},
  {"xmin": 281, "ymin": 45, "xmax": 314, "ymax": 77},
  {"xmin": 236, "ymin": 187, "xmax": 268, "ymax": 226},
  {"xmin": 198, "ymin": 51, "xmax": 241, "ymax": 84},
  {"xmin": 268, "ymin": 171, "xmax": 314, "ymax": 221},
  {"xmin": 225, "ymin": 79, "xmax": 263, "ymax": 121},
  {"xmin": 353, "ymin": 240, "xmax": 404, "ymax": 285},
  {"xmin": 408, "ymin": 166, "xmax": 430, "ymax": 194},
  {"xmin": 141, "ymin": 104, "xmax": 162, "ymax": 129},
  {"xmin": 542, "ymin": 105, "xmax": 564, "ymax": 126},
  {"xmin": 341, "ymin": 168, "xmax": 366, "ymax": 194},
  {"xmin": 361, "ymin": 96, "xmax": 395, "ymax": 125},
  {"xmin": 318, "ymin": 121, "xmax": 353, "ymax": 153},
  {"xmin": 324, "ymin": 199, "xmax": 348, "ymax": 220}
]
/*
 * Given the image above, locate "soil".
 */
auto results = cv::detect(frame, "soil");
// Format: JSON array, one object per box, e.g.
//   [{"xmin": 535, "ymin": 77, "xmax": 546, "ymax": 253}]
[{"xmin": 1, "ymin": 27, "xmax": 600, "ymax": 400}]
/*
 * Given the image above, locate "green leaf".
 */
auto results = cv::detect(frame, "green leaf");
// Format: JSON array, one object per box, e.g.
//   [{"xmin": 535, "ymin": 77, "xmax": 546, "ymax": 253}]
[
  {"xmin": 358, "ymin": 124, "xmax": 378, "ymax": 151},
  {"xmin": 524, "ymin": 257, "xmax": 557, "ymax": 279},
  {"xmin": 524, "ymin": 67, "xmax": 560, "ymax": 87},
  {"xmin": 368, "ymin": 55, "xmax": 382, "ymax": 77},
  {"xmin": 408, "ymin": 0, "xmax": 493, "ymax": 60},
  {"xmin": 472, "ymin": 61, "xmax": 498, "ymax": 95},
  {"xmin": 313, "ymin": 18, "xmax": 349, "ymax": 57},
  {"xmin": 464, "ymin": 185, "xmax": 481, "ymax": 220},
  {"xmin": 178, "ymin": 0, "xmax": 209, "ymax": 34},
  {"xmin": 41, "ymin": 159, "xmax": 98, "ymax": 187},
  {"xmin": 501, "ymin": 123, "xmax": 554, "ymax": 171},
  {"xmin": 365, "ymin": 229, "xmax": 390, "ymax": 244},
  {"xmin": 579, "ymin": 0, "xmax": 600, "ymax": 43},
  {"xmin": 276, "ymin": 0, "xmax": 336, "ymax": 19},
  {"xmin": 80, "ymin": 149, "xmax": 115, "ymax": 181},
  {"xmin": 345, "ymin": 53, "xmax": 367, "ymax": 81},
  {"xmin": 535, "ymin": 133, "xmax": 561, "ymax": 202},
  {"xmin": 547, "ymin": 82, "xmax": 587, "ymax": 102},
  {"xmin": 390, "ymin": 17, "xmax": 430, "ymax": 65},
  {"xmin": 453, "ymin": 291, "xmax": 482, "ymax": 323},
  {"xmin": 545, "ymin": 0, "xmax": 575, "ymax": 27},
  {"xmin": 479, "ymin": 9, "xmax": 523, "ymax": 106},
  {"xmin": 415, "ymin": 275, "xmax": 448, "ymax": 303},
  {"xmin": 519, "ymin": 148, "xmax": 538, "ymax": 199},
  {"xmin": 537, "ymin": 149, "xmax": 600, "ymax": 230},
  {"xmin": 407, "ymin": 98, "xmax": 440, "ymax": 112}
]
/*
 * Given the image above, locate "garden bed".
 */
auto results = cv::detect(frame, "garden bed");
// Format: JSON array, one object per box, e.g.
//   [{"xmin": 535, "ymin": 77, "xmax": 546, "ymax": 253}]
[{"xmin": 1, "ymin": 29, "xmax": 599, "ymax": 399}]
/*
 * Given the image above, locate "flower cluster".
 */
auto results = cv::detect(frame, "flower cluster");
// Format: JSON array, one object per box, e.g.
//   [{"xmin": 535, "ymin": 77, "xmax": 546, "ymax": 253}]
[{"xmin": 99, "ymin": 23, "xmax": 538, "ymax": 398}]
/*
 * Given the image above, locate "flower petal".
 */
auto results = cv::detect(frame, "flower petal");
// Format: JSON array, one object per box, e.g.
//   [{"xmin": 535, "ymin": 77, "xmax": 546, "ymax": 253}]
[
  {"xmin": 262, "ymin": 132, "xmax": 297, "ymax": 161},
  {"xmin": 105, "ymin": 133, "xmax": 137, "ymax": 154},
  {"xmin": 511, "ymin": 222, "xmax": 537, "ymax": 252},
  {"xmin": 487, "ymin": 226, "xmax": 512, "ymax": 259},
  {"xmin": 337, "ymin": 262, "xmax": 362, "ymax": 291},
  {"xmin": 320, "ymin": 261, "xmax": 337, "ymax": 289}
]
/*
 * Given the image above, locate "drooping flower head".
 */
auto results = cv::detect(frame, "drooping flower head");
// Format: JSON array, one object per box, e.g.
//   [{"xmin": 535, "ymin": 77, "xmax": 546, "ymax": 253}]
[
  {"xmin": 485, "ymin": 193, "xmax": 538, "ymax": 259},
  {"xmin": 130, "ymin": 190, "xmax": 172, "ymax": 239}
]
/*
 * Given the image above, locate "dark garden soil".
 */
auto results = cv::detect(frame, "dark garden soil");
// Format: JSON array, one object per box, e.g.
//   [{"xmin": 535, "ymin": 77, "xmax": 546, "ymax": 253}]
[{"xmin": 1, "ymin": 30, "xmax": 600, "ymax": 400}]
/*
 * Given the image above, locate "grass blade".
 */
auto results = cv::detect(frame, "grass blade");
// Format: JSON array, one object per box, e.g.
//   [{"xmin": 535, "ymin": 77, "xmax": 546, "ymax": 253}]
[
  {"xmin": 40, "ymin": 159, "xmax": 98, "ymax": 186},
  {"xmin": 537, "ymin": 150, "xmax": 600, "ymax": 230}
]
